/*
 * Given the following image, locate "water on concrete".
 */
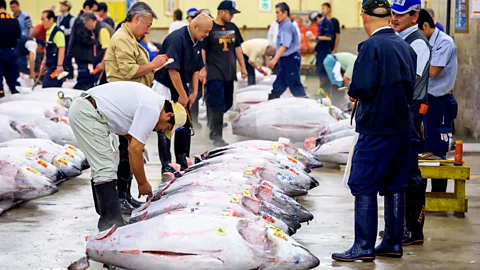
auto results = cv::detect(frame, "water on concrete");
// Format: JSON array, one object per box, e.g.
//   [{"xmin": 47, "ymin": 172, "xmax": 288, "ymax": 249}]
[{"xmin": 1, "ymin": 78, "xmax": 479, "ymax": 269}]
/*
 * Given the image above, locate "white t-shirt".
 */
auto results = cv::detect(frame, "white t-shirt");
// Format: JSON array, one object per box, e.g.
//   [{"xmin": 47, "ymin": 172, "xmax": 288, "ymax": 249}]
[
  {"xmin": 25, "ymin": 40, "xmax": 37, "ymax": 55},
  {"xmin": 241, "ymin": 38, "xmax": 271, "ymax": 62},
  {"xmin": 87, "ymin": 82, "xmax": 166, "ymax": 144},
  {"xmin": 168, "ymin": 21, "xmax": 187, "ymax": 34}
]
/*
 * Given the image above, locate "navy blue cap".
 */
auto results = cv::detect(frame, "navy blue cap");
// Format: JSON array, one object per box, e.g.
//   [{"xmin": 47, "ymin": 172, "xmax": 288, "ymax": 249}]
[{"xmin": 217, "ymin": 1, "xmax": 240, "ymax": 14}]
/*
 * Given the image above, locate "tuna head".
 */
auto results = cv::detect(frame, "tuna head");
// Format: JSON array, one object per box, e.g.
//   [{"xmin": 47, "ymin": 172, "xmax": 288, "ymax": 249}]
[
  {"xmin": 14, "ymin": 166, "xmax": 58, "ymax": 201},
  {"xmin": 270, "ymin": 192, "xmax": 314, "ymax": 223},
  {"xmin": 259, "ymin": 170, "xmax": 308, "ymax": 197},
  {"xmin": 263, "ymin": 226, "xmax": 320, "ymax": 270}
]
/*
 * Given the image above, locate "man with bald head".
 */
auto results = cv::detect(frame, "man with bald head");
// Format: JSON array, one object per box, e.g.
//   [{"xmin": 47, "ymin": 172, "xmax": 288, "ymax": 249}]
[
  {"xmin": 153, "ymin": 14, "xmax": 213, "ymax": 172},
  {"xmin": 332, "ymin": 0, "xmax": 417, "ymax": 262}
]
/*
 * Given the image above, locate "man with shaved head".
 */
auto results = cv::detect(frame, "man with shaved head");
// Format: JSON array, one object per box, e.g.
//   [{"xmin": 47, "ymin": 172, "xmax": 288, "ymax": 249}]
[
  {"xmin": 153, "ymin": 14, "xmax": 213, "ymax": 173},
  {"xmin": 332, "ymin": 0, "xmax": 417, "ymax": 262}
]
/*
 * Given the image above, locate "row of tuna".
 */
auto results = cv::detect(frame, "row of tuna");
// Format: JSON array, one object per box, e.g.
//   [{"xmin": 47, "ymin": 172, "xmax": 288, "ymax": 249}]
[
  {"xmin": 69, "ymin": 140, "xmax": 322, "ymax": 270},
  {"xmin": 0, "ymin": 138, "xmax": 89, "ymax": 215}
]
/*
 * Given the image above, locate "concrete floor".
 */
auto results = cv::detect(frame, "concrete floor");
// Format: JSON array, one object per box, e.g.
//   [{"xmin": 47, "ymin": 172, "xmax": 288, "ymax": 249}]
[{"xmin": 1, "ymin": 78, "xmax": 480, "ymax": 269}]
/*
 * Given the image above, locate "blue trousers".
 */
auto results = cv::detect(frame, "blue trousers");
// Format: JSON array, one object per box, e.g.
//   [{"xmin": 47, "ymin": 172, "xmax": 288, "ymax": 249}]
[
  {"xmin": 424, "ymin": 94, "xmax": 457, "ymax": 155},
  {"xmin": 42, "ymin": 66, "xmax": 63, "ymax": 88},
  {"xmin": 0, "ymin": 48, "xmax": 20, "ymax": 97},
  {"xmin": 205, "ymin": 80, "xmax": 234, "ymax": 113},
  {"xmin": 270, "ymin": 52, "xmax": 306, "ymax": 99},
  {"xmin": 316, "ymin": 50, "xmax": 331, "ymax": 90},
  {"xmin": 74, "ymin": 60, "xmax": 92, "ymax": 90},
  {"xmin": 348, "ymin": 133, "xmax": 410, "ymax": 196},
  {"xmin": 408, "ymin": 110, "xmax": 425, "ymax": 185}
]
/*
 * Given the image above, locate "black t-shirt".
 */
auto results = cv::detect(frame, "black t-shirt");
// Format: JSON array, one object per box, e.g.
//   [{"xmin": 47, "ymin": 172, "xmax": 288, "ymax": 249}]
[
  {"xmin": 155, "ymin": 26, "xmax": 204, "ymax": 102},
  {"xmin": 0, "ymin": 12, "xmax": 21, "ymax": 49},
  {"xmin": 204, "ymin": 21, "xmax": 243, "ymax": 82},
  {"xmin": 331, "ymin": 17, "xmax": 340, "ymax": 50}
]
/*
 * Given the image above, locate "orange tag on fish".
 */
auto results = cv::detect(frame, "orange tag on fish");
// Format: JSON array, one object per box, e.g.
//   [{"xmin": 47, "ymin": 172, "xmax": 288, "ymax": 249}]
[
  {"xmin": 271, "ymin": 227, "xmax": 288, "ymax": 241},
  {"xmin": 65, "ymin": 151, "xmax": 75, "ymax": 158},
  {"xmin": 58, "ymin": 158, "xmax": 69, "ymax": 165},
  {"xmin": 287, "ymin": 157, "xmax": 298, "ymax": 163},
  {"xmin": 37, "ymin": 159, "xmax": 49, "ymax": 168},
  {"xmin": 67, "ymin": 145, "xmax": 78, "ymax": 151},
  {"xmin": 26, "ymin": 167, "xmax": 39, "ymax": 174}
]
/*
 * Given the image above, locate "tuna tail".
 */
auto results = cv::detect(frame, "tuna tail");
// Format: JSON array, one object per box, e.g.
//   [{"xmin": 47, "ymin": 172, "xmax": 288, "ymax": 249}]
[
  {"xmin": 67, "ymin": 256, "xmax": 90, "ymax": 270},
  {"xmin": 80, "ymin": 159, "xmax": 90, "ymax": 171}
]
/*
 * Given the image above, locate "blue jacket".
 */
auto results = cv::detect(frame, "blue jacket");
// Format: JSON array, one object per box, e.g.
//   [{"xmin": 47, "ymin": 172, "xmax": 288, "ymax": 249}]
[{"xmin": 349, "ymin": 28, "xmax": 417, "ymax": 135}]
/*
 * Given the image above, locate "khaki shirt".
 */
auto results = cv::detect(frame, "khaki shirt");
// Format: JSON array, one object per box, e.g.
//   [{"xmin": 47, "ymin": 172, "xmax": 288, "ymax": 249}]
[{"xmin": 104, "ymin": 24, "xmax": 153, "ymax": 86}]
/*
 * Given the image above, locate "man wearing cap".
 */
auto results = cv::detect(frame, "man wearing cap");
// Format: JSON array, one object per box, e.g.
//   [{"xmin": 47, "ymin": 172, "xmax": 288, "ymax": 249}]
[
  {"xmin": 390, "ymin": 0, "xmax": 432, "ymax": 247},
  {"xmin": 267, "ymin": 2, "xmax": 306, "ymax": 99},
  {"xmin": 69, "ymin": 81, "xmax": 186, "ymax": 231},
  {"xmin": 104, "ymin": 2, "xmax": 168, "ymax": 214},
  {"xmin": 186, "ymin": 7, "xmax": 197, "ymax": 23},
  {"xmin": 241, "ymin": 38, "xmax": 276, "ymax": 85},
  {"xmin": 57, "ymin": 1, "xmax": 75, "ymax": 79},
  {"xmin": 168, "ymin": 9, "xmax": 187, "ymax": 34},
  {"xmin": 417, "ymin": 9, "xmax": 458, "ymax": 193},
  {"xmin": 202, "ymin": 0, "xmax": 247, "ymax": 146},
  {"xmin": 309, "ymin": 11, "xmax": 334, "ymax": 91},
  {"xmin": 332, "ymin": 0, "xmax": 417, "ymax": 262},
  {"xmin": 153, "ymin": 14, "xmax": 212, "ymax": 173}
]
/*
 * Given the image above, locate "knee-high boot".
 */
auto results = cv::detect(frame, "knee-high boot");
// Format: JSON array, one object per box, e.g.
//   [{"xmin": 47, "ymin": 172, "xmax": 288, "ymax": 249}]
[{"xmin": 375, "ymin": 191, "xmax": 405, "ymax": 258}]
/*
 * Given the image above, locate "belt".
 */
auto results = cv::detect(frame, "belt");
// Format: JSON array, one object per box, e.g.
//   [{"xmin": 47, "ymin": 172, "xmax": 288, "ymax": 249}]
[{"xmin": 80, "ymin": 92, "xmax": 97, "ymax": 109}]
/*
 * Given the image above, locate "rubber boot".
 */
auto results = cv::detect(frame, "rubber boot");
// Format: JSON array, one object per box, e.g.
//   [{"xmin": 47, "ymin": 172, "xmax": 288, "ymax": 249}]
[
  {"xmin": 403, "ymin": 182, "xmax": 425, "ymax": 246},
  {"xmin": 211, "ymin": 111, "xmax": 228, "ymax": 147},
  {"xmin": 375, "ymin": 191, "xmax": 405, "ymax": 258},
  {"xmin": 157, "ymin": 131, "xmax": 176, "ymax": 173},
  {"xmin": 332, "ymin": 195, "xmax": 377, "ymax": 262},
  {"xmin": 207, "ymin": 106, "xmax": 214, "ymax": 140},
  {"xmin": 90, "ymin": 178, "xmax": 100, "ymax": 215},
  {"xmin": 174, "ymin": 125, "xmax": 191, "ymax": 170},
  {"xmin": 431, "ymin": 179, "xmax": 447, "ymax": 192},
  {"xmin": 117, "ymin": 136, "xmax": 136, "ymax": 215},
  {"xmin": 94, "ymin": 180, "xmax": 127, "ymax": 231},
  {"xmin": 190, "ymin": 98, "xmax": 202, "ymax": 129}
]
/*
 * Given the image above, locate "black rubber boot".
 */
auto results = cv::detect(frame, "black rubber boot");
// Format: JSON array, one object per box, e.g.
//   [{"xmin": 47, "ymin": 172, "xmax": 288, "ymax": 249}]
[
  {"xmin": 332, "ymin": 195, "xmax": 377, "ymax": 262},
  {"xmin": 211, "ymin": 111, "xmax": 228, "ymax": 147},
  {"xmin": 94, "ymin": 180, "xmax": 127, "ymax": 231},
  {"xmin": 90, "ymin": 178, "xmax": 100, "ymax": 215},
  {"xmin": 207, "ymin": 106, "xmax": 214, "ymax": 140},
  {"xmin": 157, "ymin": 131, "xmax": 176, "ymax": 173},
  {"xmin": 375, "ymin": 191, "xmax": 405, "ymax": 258},
  {"xmin": 403, "ymin": 182, "xmax": 425, "ymax": 246},
  {"xmin": 174, "ymin": 124, "xmax": 191, "ymax": 170},
  {"xmin": 431, "ymin": 179, "xmax": 447, "ymax": 192}
]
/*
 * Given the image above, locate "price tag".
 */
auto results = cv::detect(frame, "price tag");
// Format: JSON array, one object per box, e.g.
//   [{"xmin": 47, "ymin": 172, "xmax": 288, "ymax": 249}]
[
  {"xmin": 26, "ymin": 152, "xmax": 34, "ymax": 157},
  {"xmin": 216, "ymin": 226, "xmax": 226, "ymax": 235},
  {"xmin": 270, "ymin": 226, "xmax": 288, "ymax": 241},
  {"xmin": 224, "ymin": 212, "xmax": 232, "ymax": 217},
  {"xmin": 230, "ymin": 196, "xmax": 240, "ymax": 203},
  {"xmin": 58, "ymin": 158, "xmax": 69, "ymax": 165},
  {"xmin": 242, "ymin": 190, "xmax": 251, "ymax": 197},
  {"xmin": 37, "ymin": 159, "xmax": 49, "ymax": 168},
  {"xmin": 67, "ymin": 145, "xmax": 78, "ymax": 151},
  {"xmin": 296, "ymin": 152, "xmax": 304, "ymax": 159},
  {"xmin": 272, "ymin": 144, "xmax": 279, "ymax": 150},
  {"xmin": 244, "ymin": 168, "xmax": 253, "ymax": 175},
  {"xmin": 65, "ymin": 151, "xmax": 75, "ymax": 158},
  {"xmin": 287, "ymin": 157, "xmax": 298, "ymax": 163},
  {"xmin": 26, "ymin": 167, "xmax": 40, "ymax": 174}
]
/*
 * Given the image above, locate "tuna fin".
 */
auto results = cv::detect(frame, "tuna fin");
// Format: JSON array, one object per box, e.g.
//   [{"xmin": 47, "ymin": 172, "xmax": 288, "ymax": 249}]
[
  {"xmin": 67, "ymin": 256, "xmax": 90, "ymax": 270},
  {"xmin": 186, "ymin": 157, "xmax": 194, "ymax": 168},
  {"xmin": 154, "ymin": 173, "xmax": 178, "ymax": 200},
  {"xmin": 193, "ymin": 154, "xmax": 203, "ymax": 163},
  {"xmin": 95, "ymin": 225, "xmax": 117, "ymax": 240},
  {"xmin": 139, "ymin": 211, "xmax": 148, "ymax": 221},
  {"xmin": 138, "ymin": 196, "xmax": 153, "ymax": 212}
]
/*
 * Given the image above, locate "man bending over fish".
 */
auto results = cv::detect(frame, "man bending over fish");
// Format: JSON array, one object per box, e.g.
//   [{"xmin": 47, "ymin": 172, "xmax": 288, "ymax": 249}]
[{"xmin": 68, "ymin": 81, "xmax": 186, "ymax": 231}]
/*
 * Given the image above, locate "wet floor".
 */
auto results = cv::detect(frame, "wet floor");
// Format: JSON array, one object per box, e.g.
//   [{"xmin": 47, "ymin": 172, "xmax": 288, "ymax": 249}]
[{"xmin": 1, "ymin": 78, "xmax": 479, "ymax": 269}]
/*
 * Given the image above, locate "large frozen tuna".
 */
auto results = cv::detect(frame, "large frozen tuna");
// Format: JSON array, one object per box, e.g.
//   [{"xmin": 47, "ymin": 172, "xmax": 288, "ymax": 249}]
[
  {"xmin": 185, "ymin": 160, "xmax": 319, "ymax": 191},
  {"xmin": 310, "ymin": 136, "xmax": 354, "ymax": 164},
  {"xmin": 225, "ymin": 140, "xmax": 323, "ymax": 169},
  {"xmin": 0, "ymin": 115, "xmax": 50, "ymax": 143},
  {"xmin": 0, "ymin": 151, "xmax": 64, "ymax": 182},
  {"xmin": 0, "ymin": 139, "xmax": 88, "ymax": 170},
  {"xmin": 1, "ymin": 87, "xmax": 80, "ymax": 107},
  {"xmin": 0, "ymin": 160, "xmax": 58, "ymax": 201},
  {"xmin": 235, "ymin": 85, "xmax": 272, "ymax": 104},
  {"xmin": 232, "ymin": 101, "xmax": 337, "ymax": 142},
  {"xmin": 68, "ymin": 214, "xmax": 320, "ymax": 270},
  {"xmin": 0, "ymin": 105, "xmax": 77, "ymax": 146}
]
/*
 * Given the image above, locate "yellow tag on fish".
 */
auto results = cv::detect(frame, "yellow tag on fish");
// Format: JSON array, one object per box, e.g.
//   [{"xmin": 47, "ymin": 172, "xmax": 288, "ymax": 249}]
[
  {"xmin": 271, "ymin": 227, "xmax": 288, "ymax": 241},
  {"xmin": 244, "ymin": 168, "xmax": 253, "ymax": 175},
  {"xmin": 37, "ymin": 159, "xmax": 49, "ymax": 168},
  {"xmin": 26, "ymin": 167, "xmax": 39, "ymax": 174},
  {"xmin": 296, "ymin": 152, "xmax": 304, "ymax": 159},
  {"xmin": 65, "ymin": 151, "xmax": 75, "ymax": 158},
  {"xmin": 216, "ymin": 226, "xmax": 226, "ymax": 235},
  {"xmin": 26, "ymin": 151, "xmax": 34, "ymax": 157},
  {"xmin": 67, "ymin": 145, "xmax": 78, "ymax": 151},
  {"xmin": 230, "ymin": 196, "xmax": 240, "ymax": 203},
  {"xmin": 242, "ymin": 190, "xmax": 251, "ymax": 197},
  {"xmin": 58, "ymin": 158, "xmax": 69, "ymax": 165},
  {"xmin": 272, "ymin": 144, "xmax": 279, "ymax": 150},
  {"xmin": 224, "ymin": 212, "xmax": 232, "ymax": 217},
  {"xmin": 287, "ymin": 157, "xmax": 298, "ymax": 163}
]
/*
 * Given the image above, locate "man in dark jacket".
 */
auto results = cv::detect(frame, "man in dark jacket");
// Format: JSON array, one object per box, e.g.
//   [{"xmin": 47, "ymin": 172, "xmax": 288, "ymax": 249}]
[
  {"xmin": 57, "ymin": 1, "xmax": 75, "ymax": 79},
  {"xmin": 68, "ymin": 0, "xmax": 97, "ymax": 89},
  {"xmin": 332, "ymin": 0, "xmax": 417, "ymax": 262},
  {"xmin": 82, "ymin": 12, "xmax": 110, "ymax": 86}
]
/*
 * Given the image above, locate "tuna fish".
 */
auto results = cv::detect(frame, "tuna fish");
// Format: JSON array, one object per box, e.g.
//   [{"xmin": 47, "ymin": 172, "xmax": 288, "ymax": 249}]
[
  {"xmin": 0, "ymin": 139, "xmax": 88, "ymax": 171},
  {"xmin": 0, "ymin": 160, "xmax": 58, "ymax": 201},
  {"xmin": 68, "ymin": 214, "xmax": 320, "ymax": 270},
  {"xmin": 309, "ymin": 136, "xmax": 354, "ymax": 164},
  {"xmin": 0, "ymin": 115, "xmax": 50, "ymax": 143},
  {"xmin": 0, "ymin": 151, "xmax": 64, "ymax": 182}
]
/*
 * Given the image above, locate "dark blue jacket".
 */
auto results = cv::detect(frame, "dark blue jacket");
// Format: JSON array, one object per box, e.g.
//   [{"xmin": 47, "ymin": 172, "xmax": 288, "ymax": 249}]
[
  {"xmin": 315, "ymin": 18, "xmax": 334, "ymax": 52},
  {"xmin": 349, "ymin": 28, "xmax": 417, "ymax": 135},
  {"xmin": 68, "ymin": 11, "xmax": 95, "ymax": 62}
]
